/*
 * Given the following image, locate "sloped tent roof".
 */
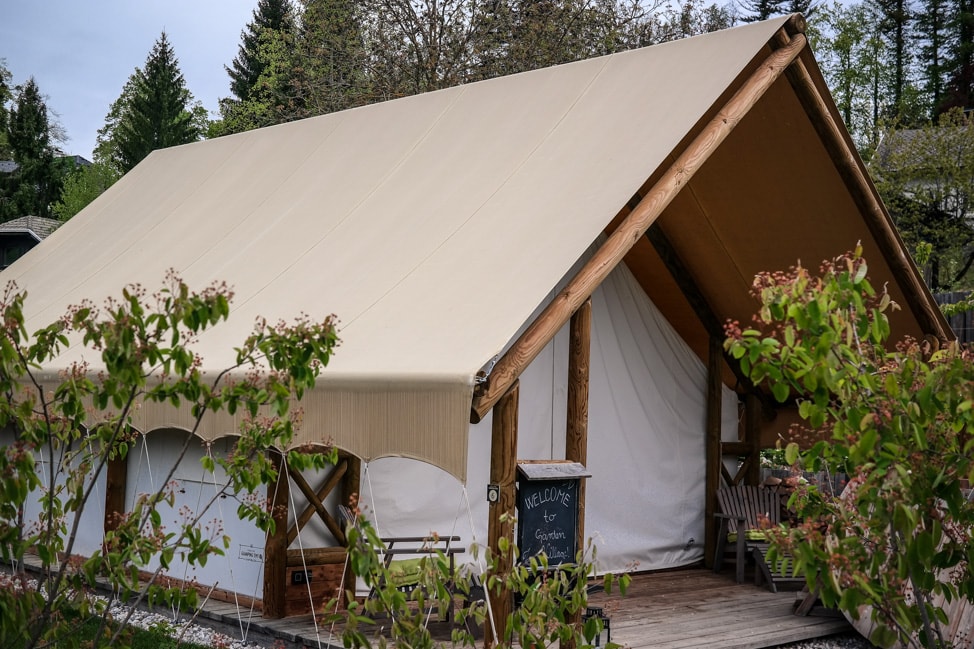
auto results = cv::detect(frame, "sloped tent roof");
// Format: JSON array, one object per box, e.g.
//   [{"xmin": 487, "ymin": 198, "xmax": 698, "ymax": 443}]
[{"xmin": 3, "ymin": 16, "xmax": 948, "ymax": 482}]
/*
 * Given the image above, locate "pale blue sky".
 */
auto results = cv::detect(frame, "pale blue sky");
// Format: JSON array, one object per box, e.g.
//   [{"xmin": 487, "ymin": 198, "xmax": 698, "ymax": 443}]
[{"xmin": 0, "ymin": 0, "xmax": 257, "ymax": 160}]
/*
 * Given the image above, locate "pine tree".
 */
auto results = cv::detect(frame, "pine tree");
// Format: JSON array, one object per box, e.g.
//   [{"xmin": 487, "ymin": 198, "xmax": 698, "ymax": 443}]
[
  {"xmin": 227, "ymin": 0, "xmax": 296, "ymax": 102},
  {"xmin": 1, "ymin": 78, "xmax": 64, "ymax": 219},
  {"xmin": 916, "ymin": 0, "xmax": 951, "ymax": 117},
  {"xmin": 293, "ymin": 0, "xmax": 371, "ymax": 113},
  {"xmin": 942, "ymin": 0, "xmax": 974, "ymax": 111},
  {"xmin": 0, "ymin": 61, "xmax": 12, "ymax": 159},
  {"xmin": 739, "ymin": 0, "xmax": 787, "ymax": 23},
  {"xmin": 111, "ymin": 32, "xmax": 204, "ymax": 173},
  {"xmin": 869, "ymin": 0, "xmax": 916, "ymax": 120}
]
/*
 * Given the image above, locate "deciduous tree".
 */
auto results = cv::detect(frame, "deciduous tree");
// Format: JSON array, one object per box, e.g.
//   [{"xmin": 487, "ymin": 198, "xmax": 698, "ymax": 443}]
[
  {"xmin": 870, "ymin": 107, "xmax": 974, "ymax": 289},
  {"xmin": 52, "ymin": 161, "xmax": 120, "ymax": 221},
  {"xmin": 0, "ymin": 273, "xmax": 339, "ymax": 649},
  {"xmin": 726, "ymin": 247, "xmax": 974, "ymax": 649}
]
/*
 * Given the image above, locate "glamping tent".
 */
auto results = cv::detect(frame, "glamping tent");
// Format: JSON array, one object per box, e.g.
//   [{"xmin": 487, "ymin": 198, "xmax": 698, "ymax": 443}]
[{"xmin": 2, "ymin": 14, "xmax": 950, "ymax": 622}]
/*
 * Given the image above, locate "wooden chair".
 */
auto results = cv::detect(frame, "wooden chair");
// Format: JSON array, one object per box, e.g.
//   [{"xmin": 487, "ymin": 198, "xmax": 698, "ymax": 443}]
[{"xmin": 713, "ymin": 484, "xmax": 781, "ymax": 584}]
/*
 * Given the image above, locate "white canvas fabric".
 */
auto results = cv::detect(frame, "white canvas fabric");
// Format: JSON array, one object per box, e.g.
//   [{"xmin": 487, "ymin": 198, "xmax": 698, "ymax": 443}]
[{"xmin": 361, "ymin": 244, "xmax": 739, "ymax": 573}]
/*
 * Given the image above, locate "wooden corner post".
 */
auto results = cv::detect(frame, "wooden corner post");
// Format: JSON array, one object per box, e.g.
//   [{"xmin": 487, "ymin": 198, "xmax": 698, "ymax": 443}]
[
  {"xmin": 565, "ymin": 299, "xmax": 591, "ymax": 649},
  {"xmin": 104, "ymin": 452, "xmax": 127, "ymax": 533},
  {"xmin": 703, "ymin": 336, "xmax": 723, "ymax": 569},
  {"xmin": 263, "ymin": 449, "xmax": 289, "ymax": 619},
  {"xmin": 566, "ymin": 298, "xmax": 591, "ymax": 554},
  {"xmin": 485, "ymin": 381, "xmax": 519, "ymax": 648}
]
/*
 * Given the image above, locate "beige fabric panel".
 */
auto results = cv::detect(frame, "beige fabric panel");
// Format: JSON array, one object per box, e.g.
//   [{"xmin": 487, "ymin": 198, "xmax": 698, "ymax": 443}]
[{"xmin": 7, "ymin": 18, "xmax": 791, "ymax": 481}]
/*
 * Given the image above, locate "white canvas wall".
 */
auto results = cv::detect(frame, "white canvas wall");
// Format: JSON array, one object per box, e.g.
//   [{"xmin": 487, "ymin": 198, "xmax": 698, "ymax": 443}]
[
  {"xmin": 126, "ymin": 431, "xmax": 266, "ymax": 600},
  {"xmin": 0, "ymin": 428, "xmax": 108, "ymax": 559}
]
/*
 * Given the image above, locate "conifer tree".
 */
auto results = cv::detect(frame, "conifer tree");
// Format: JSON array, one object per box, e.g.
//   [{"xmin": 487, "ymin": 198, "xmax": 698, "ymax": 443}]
[
  {"xmin": 868, "ymin": 0, "xmax": 916, "ymax": 120},
  {"xmin": 0, "ymin": 61, "xmax": 12, "ymax": 159},
  {"xmin": 916, "ymin": 0, "xmax": 952, "ymax": 116},
  {"xmin": 739, "ymin": 0, "xmax": 787, "ymax": 22},
  {"xmin": 942, "ymin": 0, "xmax": 974, "ymax": 111},
  {"xmin": 227, "ymin": 0, "xmax": 296, "ymax": 103},
  {"xmin": 293, "ymin": 0, "xmax": 371, "ymax": 112},
  {"xmin": 107, "ymin": 32, "xmax": 204, "ymax": 173},
  {"xmin": 1, "ymin": 78, "xmax": 63, "ymax": 219}
]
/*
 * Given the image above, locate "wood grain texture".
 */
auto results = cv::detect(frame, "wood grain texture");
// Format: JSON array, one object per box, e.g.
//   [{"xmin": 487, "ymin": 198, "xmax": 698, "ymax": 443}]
[
  {"xmin": 705, "ymin": 336, "xmax": 724, "ymax": 569},
  {"xmin": 263, "ymin": 451, "xmax": 289, "ymax": 619},
  {"xmin": 485, "ymin": 382, "xmax": 519, "ymax": 648}
]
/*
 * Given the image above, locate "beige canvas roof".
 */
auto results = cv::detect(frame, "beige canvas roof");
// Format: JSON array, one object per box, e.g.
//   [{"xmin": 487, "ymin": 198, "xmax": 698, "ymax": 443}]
[{"xmin": 4, "ymin": 16, "xmax": 948, "ymax": 481}]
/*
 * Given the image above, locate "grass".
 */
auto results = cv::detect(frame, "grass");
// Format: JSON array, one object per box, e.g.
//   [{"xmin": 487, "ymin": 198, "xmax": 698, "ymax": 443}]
[{"xmin": 46, "ymin": 615, "xmax": 218, "ymax": 649}]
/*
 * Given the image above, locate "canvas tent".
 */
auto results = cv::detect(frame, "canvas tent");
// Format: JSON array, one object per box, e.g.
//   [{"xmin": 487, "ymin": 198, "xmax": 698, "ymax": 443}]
[{"xmin": 2, "ymin": 14, "xmax": 950, "ymax": 623}]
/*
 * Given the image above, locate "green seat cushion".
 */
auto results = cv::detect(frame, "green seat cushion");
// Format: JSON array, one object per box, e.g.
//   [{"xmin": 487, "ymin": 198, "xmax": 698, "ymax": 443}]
[
  {"xmin": 388, "ymin": 558, "xmax": 425, "ymax": 588},
  {"xmin": 727, "ymin": 529, "xmax": 768, "ymax": 543}
]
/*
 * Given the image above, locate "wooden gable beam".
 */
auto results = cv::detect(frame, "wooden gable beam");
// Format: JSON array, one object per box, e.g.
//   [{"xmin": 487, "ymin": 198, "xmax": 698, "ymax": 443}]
[{"xmin": 471, "ymin": 29, "xmax": 808, "ymax": 423}]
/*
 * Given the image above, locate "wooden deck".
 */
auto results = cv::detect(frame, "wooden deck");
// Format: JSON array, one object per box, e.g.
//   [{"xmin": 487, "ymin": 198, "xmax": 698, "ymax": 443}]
[{"xmin": 191, "ymin": 566, "xmax": 855, "ymax": 648}]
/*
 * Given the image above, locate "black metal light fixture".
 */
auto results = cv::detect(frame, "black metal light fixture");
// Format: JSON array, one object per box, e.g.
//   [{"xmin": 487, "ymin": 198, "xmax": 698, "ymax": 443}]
[{"xmin": 583, "ymin": 606, "xmax": 611, "ymax": 646}]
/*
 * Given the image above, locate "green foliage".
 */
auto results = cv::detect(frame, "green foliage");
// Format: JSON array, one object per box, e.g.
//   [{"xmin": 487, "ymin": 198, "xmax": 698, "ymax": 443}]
[
  {"xmin": 0, "ymin": 77, "xmax": 66, "ymax": 219},
  {"xmin": 212, "ymin": 0, "xmax": 736, "ymax": 135},
  {"xmin": 870, "ymin": 108, "xmax": 974, "ymax": 290},
  {"xmin": 0, "ymin": 272, "xmax": 339, "ymax": 649},
  {"xmin": 100, "ymin": 32, "xmax": 206, "ymax": 174},
  {"xmin": 227, "ymin": 0, "xmax": 297, "ymax": 103},
  {"xmin": 725, "ymin": 246, "xmax": 974, "ymax": 649},
  {"xmin": 52, "ymin": 161, "xmax": 120, "ymax": 221},
  {"xmin": 326, "ymin": 509, "xmax": 630, "ymax": 648}
]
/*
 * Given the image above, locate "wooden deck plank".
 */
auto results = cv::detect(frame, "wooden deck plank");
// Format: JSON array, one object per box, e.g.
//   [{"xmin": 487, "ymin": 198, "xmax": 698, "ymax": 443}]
[{"xmin": 189, "ymin": 567, "xmax": 855, "ymax": 649}]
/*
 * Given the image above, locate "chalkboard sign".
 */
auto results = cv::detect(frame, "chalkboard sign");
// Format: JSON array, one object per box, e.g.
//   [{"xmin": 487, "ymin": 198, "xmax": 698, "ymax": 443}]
[{"xmin": 516, "ymin": 477, "xmax": 580, "ymax": 566}]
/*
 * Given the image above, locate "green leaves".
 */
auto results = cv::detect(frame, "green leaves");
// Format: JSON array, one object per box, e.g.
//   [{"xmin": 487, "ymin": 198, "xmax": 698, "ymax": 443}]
[
  {"xmin": 728, "ymin": 248, "xmax": 974, "ymax": 649},
  {"xmin": 0, "ymin": 273, "xmax": 341, "ymax": 649}
]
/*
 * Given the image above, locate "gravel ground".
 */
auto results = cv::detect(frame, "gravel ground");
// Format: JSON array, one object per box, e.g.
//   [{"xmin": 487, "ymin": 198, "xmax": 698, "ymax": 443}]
[{"xmin": 104, "ymin": 604, "xmax": 271, "ymax": 649}]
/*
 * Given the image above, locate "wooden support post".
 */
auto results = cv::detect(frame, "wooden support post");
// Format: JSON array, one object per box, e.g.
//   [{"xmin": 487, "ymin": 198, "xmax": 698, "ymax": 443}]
[
  {"xmin": 104, "ymin": 453, "xmax": 127, "ymax": 532},
  {"xmin": 744, "ymin": 392, "xmax": 762, "ymax": 486},
  {"xmin": 341, "ymin": 453, "xmax": 362, "ymax": 509},
  {"xmin": 566, "ymin": 299, "xmax": 591, "ymax": 556},
  {"xmin": 263, "ymin": 450, "xmax": 289, "ymax": 619},
  {"xmin": 470, "ymin": 31, "xmax": 807, "ymax": 423},
  {"xmin": 565, "ymin": 299, "xmax": 591, "ymax": 649},
  {"xmin": 340, "ymin": 453, "xmax": 361, "ymax": 608},
  {"xmin": 485, "ymin": 382, "xmax": 519, "ymax": 648},
  {"xmin": 703, "ymin": 336, "xmax": 723, "ymax": 570}
]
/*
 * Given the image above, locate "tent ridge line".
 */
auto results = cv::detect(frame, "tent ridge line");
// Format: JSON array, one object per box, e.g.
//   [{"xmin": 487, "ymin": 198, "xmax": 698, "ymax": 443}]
[{"xmin": 470, "ymin": 30, "xmax": 808, "ymax": 423}]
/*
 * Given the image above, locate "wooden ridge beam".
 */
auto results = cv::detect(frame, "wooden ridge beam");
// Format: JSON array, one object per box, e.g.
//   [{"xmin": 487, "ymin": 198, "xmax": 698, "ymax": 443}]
[{"xmin": 471, "ymin": 31, "xmax": 808, "ymax": 423}]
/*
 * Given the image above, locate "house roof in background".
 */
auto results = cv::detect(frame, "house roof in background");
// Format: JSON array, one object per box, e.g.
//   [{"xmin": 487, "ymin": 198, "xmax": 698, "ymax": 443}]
[{"xmin": 0, "ymin": 216, "xmax": 61, "ymax": 240}]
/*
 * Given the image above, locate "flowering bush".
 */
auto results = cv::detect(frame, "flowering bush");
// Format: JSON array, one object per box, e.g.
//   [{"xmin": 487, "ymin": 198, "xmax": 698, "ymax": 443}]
[{"xmin": 725, "ymin": 246, "xmax": 974, "ymax": 649}]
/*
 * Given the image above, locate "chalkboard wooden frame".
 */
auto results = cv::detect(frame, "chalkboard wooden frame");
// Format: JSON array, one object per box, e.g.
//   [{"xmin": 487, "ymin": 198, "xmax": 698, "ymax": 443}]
[{"xmin": 516, "ymin": 462, "xmax": 589, "ymax": 567}]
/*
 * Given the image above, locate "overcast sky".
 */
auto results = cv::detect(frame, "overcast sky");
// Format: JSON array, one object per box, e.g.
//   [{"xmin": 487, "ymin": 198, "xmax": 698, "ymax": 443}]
[{"xmin": 1, "ymin": 0, "xmax": 257, "ymax": 161}]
